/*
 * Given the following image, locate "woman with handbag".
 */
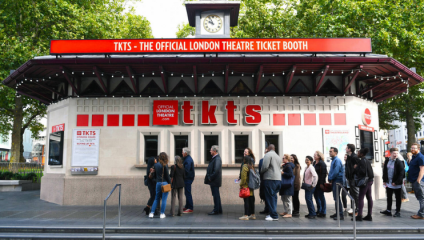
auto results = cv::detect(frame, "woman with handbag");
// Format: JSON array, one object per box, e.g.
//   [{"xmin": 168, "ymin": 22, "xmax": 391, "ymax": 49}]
[
  {"xmin": 169, "ymin": 156, "xmax": 186, "ymax": 217},
  {"xmin": 290, "ymin": 154, "xmax": 301, "ymax": 217},
  {"xmin": 303, "ymin": 156, "xmax": 318, "ymax": 219},
  {"xmin": 313, "ymin": 151, "xmax": 328, "ymax": 218},
  {"xmin": 239, "ymin": 155, "xmax": 255, "ymax": 220},
  {"xmin": 144, "ymin": 156, "xmax": 160, "ymax": 216},
  {"xmin": 149, "ymin": 152, "xmax": 172, "ymax": 219},
  {"xmin": 353, "ymin": 148, "xmax": 374, "ymax": 221},
  {"xmin": 279, "ymin": 154, "xmax": 295, "ymax": 218}
]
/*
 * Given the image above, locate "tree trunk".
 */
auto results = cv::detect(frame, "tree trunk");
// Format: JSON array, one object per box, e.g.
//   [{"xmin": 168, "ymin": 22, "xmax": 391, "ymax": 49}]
[
  {"xmin": 10, "ymin": 96, "xmax": 24, "ymax": 164},
  {"xmin": 406, "ymin": 109, "xmax": 417, "ymax": 152}
]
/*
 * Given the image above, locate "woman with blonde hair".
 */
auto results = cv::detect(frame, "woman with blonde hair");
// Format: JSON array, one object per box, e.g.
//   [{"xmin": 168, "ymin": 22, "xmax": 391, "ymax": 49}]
[
  {"xmin": 313, "ymin": 150, "xmax": 328, "ymax": 218},
  {"xmin": 149, "ymin": 152, "xmax": 171, "ymax": 219},
  {"xmin": 169, "ymin": 155, "xmax": 186, "ymax": 217},
  {"xmin": 279, "ymin": 154, "xmax": 295, "ymax": 218}
]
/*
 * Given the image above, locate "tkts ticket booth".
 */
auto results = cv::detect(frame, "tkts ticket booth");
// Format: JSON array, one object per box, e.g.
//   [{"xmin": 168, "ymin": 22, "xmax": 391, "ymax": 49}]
[{"xmin": 3, "ymin": 1, "xmax": 424, "ymax": 205}]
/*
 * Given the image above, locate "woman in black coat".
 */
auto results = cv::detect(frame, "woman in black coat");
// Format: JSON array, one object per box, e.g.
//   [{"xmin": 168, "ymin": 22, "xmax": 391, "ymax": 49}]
[
  {"xmin": 144, "ymin": 156, "xmax": 159, "ymax": 215},
  {"xmin": 353, "ymin": 148, "xmax": 374, "ymax": 221},
  {"xmin": 169, "ymin": 156, "xmax": 186, "ymax": 216},
  {"xmin": 381, "ymin": 148, "xmax": 405, "ymax": 217}
]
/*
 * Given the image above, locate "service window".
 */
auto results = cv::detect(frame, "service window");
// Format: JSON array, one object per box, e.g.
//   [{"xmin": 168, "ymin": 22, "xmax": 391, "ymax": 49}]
[
  {"xmin": 174, "ymin": 135, "xmax": 188, "ymax": 158},
  {"xmin": 265, "ymin": 135, "xmax": 279, "ymax": 155},
  {"xmin": 235, "ymin": 135, "xmax": 249, "ymax": 163},
  {"xmin": 360, "ymin": 130, "xmax": 374, "ymax": 161},
  {"xmin": 48, "ymin": 131, "xmax": 64, "ymax": 166},
  {"xmin": 204, "ymin": 135, "xmax": 218, "ymax": 163},
  {"xmin": 144, "ymin": 135, "xmax": 158, "ymax": 163}
]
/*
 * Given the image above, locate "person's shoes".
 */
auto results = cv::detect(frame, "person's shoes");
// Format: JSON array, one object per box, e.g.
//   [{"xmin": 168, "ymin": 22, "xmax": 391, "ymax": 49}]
[
  {"xmin": 352, "ymin": 215, "xmax": 362, "ymax": 221},
  {"xmin": 317, "ymin": 213, "xmax": 326, "ymax": 218},
  {"xmin": 143, "ymin": 206, "xmax": 150, "ymax": 215},
  {"xmin": 393, "ymin": 212, "xmax": 401, "ymax": 217},
  {"xmin": 348, "ymin": 212, "xmax": 358, "ymax": 216},
  {"xmin": 259, "ymin": 210, "xmax": 270, "ymax": 215},
  {"xmin": 344, "ymin": 208, "xmax": 348, "ymax": 212},
  {"xmin": 148, "ymin": 213, "xmax": 154, "ymax": 218},
  {"xmin": 304, "ymin": 214, "xmax": 310, "ymax": 218},
  {"xmin": 177, "ymin": 213, "xmax": 182, "ymax": 216},
  {"xmin": 279, "ymin": 212, "xmax": 287, "ymax": 216},
  {"xmin": 362, "ymin": 215, "xmax": 372, "ymax": 221},
  {"xmin": 239, "ymin": 215, "xmax": 249, "ymax": 220},
  {"xmin": 167, "ymin": 213, "xmax": 174, "ymax": 217},
  {"xmin": 408, "ymin": 190, "xmax": 415, "ymax": 194},
  {"xmin": 160, "ymin": 213, "xmax": 166, "ymax": 219},
  {"xmin": 307, "ymin": 215, "xmax": 316, "ymax": 219},
  {"xmin": 292, "ymin": 212, "xmax": 300, "ymax": 217},
  {"xmin": 348, "ymin": 208, "xmax": 353, "ymax": 214},
  {"xmin": 208, "ymin": 211, "xmax": 219, "ymax": 215},
  {"xmin": 380, "ymin": 210, "xmax": 392, "ymax": 216},
  {"xmin": 183, "ymin": 208, "xmax": 188, "ymax": 211},
  {"xmin": 330, "ymin": 213, "xmax": 337, "ymax": 218},
  {"xmin": 333, "ymin": 216, "xmax": 344, "ymax": 220},
  {"xmin": 183, "ymin": 209, "xmax": 193, "ymax": 214},
  {"xmin": 411, "ymin": 215, "xmax": 424, "ymax": 219},
  {"xmin": 402, "ymin": 199, "xmax": 409, "ymax": 203},
  {"xmin": 265, "ymin": 216, "xmax": 278, "ymax": 221},
  {"xmin": 283, "ymin": 214, "xmax": 292, "ymax": 218},
  {"xmin": 249, "ymin": 215, "xmax": 256, "ymax": 220}
]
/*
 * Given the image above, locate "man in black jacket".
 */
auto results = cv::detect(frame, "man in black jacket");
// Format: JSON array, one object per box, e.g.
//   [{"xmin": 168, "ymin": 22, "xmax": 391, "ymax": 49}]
[
  {"xmin": 345, "ymin": 144, "xmax": 359, "ymax": 215},
  {"xmin": 205, "ymin": 145, "xmax": 223, "ymax": 215},
  {"xmin": 381, "ymin": 148, "xmax": 405, "ymax": 217}
]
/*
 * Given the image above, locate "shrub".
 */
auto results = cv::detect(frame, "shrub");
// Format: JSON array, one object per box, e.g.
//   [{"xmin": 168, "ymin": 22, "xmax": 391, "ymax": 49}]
[{"xmin": 0, "ymin": 171, "xmax": 14, "ymax": 180}]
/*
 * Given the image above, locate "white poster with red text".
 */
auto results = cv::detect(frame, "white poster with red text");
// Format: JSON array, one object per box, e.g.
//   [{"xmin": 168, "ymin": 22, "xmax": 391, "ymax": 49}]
[{"xmin": 71, "ymin": 129, "xmax": 100, "ymax": 167}]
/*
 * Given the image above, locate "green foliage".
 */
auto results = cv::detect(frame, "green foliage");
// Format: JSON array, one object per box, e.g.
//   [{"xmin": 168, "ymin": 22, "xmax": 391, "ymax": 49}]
[
  {"xmin": 0, "ymin": 171, "xmax": 41, "ymax": 182},
  {"xmin": 0, "ymin": 171, "xmax": 14, "ymax": 180},
  {"xmin": 176, "ymin": 23, "xmax": 196, "ymax": 39}
]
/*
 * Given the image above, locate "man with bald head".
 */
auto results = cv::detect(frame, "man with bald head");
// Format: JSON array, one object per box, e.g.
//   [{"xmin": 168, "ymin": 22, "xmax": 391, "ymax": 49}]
[{"xmin": 260, "ymin": 144, "xmax": 282, "ymax": 221}]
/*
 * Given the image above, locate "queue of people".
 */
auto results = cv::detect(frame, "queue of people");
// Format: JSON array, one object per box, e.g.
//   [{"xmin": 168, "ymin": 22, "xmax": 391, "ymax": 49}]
[{"xmin": 144, "ymin": 142, "xmax": 424, "ymax": 221}]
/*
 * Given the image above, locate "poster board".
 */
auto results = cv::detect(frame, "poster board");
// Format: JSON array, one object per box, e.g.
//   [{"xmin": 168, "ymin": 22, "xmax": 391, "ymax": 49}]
[
  {"xmin": 71, "ymin": 129, "xmax": 100, "ymax": 167},
  {"xmin": 323, "ymin": 129, "xmax": 350, "ymax": 161}
]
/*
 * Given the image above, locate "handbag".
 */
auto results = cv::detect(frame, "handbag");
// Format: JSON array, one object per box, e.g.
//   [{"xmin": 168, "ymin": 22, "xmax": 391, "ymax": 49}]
[
  {"xmin": 161, "ymin": 165, "xmax": 171, "ymax": 193},
  {"xmin": 301, "ymin": 182, "xmax": 312, "ymax": 190},
  {"xmin": 144, "ymin": 175, "xmax": 148, "ymax": 186},
  {"xmin": 239, "ymin": 187, "xmax": 250, "ymax": 198},
  {"xmin": 354, "ymin": 158, "xmax": 369, "ymax": 187},
  {"xmin": 322, "ymin": 183, "xmax": 332, "ymax": 192},
  {"xmin": 280, "ymin": 165, "xmax": 295, "ymax": 189}
]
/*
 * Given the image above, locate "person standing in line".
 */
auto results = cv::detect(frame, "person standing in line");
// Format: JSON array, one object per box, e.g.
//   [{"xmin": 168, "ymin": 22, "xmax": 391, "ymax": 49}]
[
  {"xmin": 239, "ymin": 148, "xmax": 256, "ymax": 180},
  {"xmin": 345, "ymin": 144, "xmax": 360, "ymax": 216},
  {"xmin": 239, "ymin": 155, "xmax": 256, "ymax": 220},
  {"xmin": 279, "ymin": 154, "xmax": 295, "ymax": 218},
  {"xmin": 144, "ymin": 156, "xmax": 159, "ymax": 216},
  {"xmin": 290, "ymin": 154, "xmax": 301, "ymax": 217},
  {"xmin": 400, "ymin": 153, "xmax": 410, "ymax": 203},
  {"xmin": 354, "ymin": 148, "xmax": 374, "ymax": 221},
  {"xmin": 182, "ymin": 147, "xmax": 195, "ymax": 214},
  {"xmin": 259, "ymin": 148, "xmax": 269, "ymax": 215},
  {"xmin": 304, "ymin": 156, "xmax": 318, "ymax": 219},
  {"xmin": 381, "ymin": 148, "xmax": 405, "ymax": 217},
  {"xmin": 407, "ymin": 152, "xmax": 415, "ymax": 194},
  {"xmin": 169, "ymin": 156, "xmax": 186, "ymax": 217},
  {"xmin": 407, "ymin": 143, "xmax": 424, "ymax": 219},
  {"xmin": 205, "ymin": 145, "xmax": 223, "ymax": 215},
  {"xmin": 313, "ymin": 151, "xmax": 327, "ymax": 218},
  {"xmin": 328, "ymin": 147, "xmax": 344, "ymax": 220},
  {"xmin": 149, "ymin": 152, "xmax": 171, "ymax": 219},
  {"xmin": 342, "ymin": 154, "xmax": 353, "ymax": 213},
  {"xmin": 260, "ymin": 144, "xmax": 282, "ymax": 221}
]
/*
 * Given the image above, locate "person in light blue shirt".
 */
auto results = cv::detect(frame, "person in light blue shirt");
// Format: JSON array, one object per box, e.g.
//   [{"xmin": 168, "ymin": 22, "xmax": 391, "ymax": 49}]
[
  {"xmin": 408, "ymin": 143, "xmax": 424, "ymax": 219},
  {"xmin": 328, "ymin": 147, "xmax": 344, "ymax": 220}
]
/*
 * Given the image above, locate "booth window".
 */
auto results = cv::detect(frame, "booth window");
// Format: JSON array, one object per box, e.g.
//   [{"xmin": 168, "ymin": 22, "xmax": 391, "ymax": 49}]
[
  {"xmin": 174, "ymin": 135, "xmax": 188, "ymax": 158},
  {"xmin": 360, "ymin": 130, "xmax": 374, "ymax": 161},
  {"xmin": 48, "ymin": 131, "xmax": 64, "ymax": 166},
  {"xmin": 204, "ymin": 135, "xmax": 218, "ymax": 163},
  {"xmin": 265, "ymin": 135, "xmax": 279, "ymax": 155},
  {"xmin": 144, "ymin": 136, "xmax": 158, "ymax": 163},
  {"xmin": 235, "ymin": 135, "xmax": 249, "ymax": 163}
]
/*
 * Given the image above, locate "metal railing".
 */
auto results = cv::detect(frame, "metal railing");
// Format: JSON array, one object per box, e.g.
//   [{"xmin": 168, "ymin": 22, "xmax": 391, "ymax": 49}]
[
  {"xmin": 336, "ymin": 183, "xmax": 356, "ymax": 240},
  {"xmin": 103, "ymin": 184, "xmax": 121, "ymax": 240}
]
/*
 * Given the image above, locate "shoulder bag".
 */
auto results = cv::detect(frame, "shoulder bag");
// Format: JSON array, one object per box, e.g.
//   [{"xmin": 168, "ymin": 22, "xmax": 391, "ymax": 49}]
[
  {"xmin": 354, "ymin": 158, "xmax": 368, "ymax": 188},
  {"xmin": 144, "ymin": 175, "xmax": 149, "ymax": 186},
  {"xmin": 281, "ymin": 165, "xmax": 295, "ymax": 189},
  {"xmin": 319, "ymin": 163, "xmax": 332, "ymax": 192},
  {"xmin": 161, "ymin": 165, "xmax": 171, "ymax": 193},
  {"xmin": 239, "ymin": 187, "xmax": 250, "ymax": 198},
  {"xmin": 301, "ymin": 167, "xmax": 312, "ymax": 190}
]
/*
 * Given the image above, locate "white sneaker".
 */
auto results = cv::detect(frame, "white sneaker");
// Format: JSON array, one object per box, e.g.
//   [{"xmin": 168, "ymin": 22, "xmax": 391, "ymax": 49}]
[
  {"xmin": 348, "ymin": 209, "xmax": 353, "ymax": 214},
  {"xmin": 265, "ymin": 216, "xmax": 278, "ymax": 221},
  {"xmin": 160, "ymin": 213, "xmax": 166, "ymax": 219},
  {"xmin": 149, "ymin": 213, "xmax": 154, "ymax": 218},
  {"xmin": 266, "ymin": 215, "xmax": 270, "ymax": 218}
]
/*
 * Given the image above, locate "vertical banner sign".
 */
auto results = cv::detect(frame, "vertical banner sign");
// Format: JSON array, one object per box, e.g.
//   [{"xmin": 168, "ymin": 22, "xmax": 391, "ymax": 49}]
[
  {"xmin": 71, "ymin": 129, "xmax": 100, "ymax": 167},
  {"xmin": 323, "ymin": 129, "xmax": 350, "ymax": 161},
  {"xmin": 52, "ymin": 123, "xmax": 65, "ymax": 133},
  {"xmin": 153, "ymin": 100, "xmax": 179, "ymax": 125}
]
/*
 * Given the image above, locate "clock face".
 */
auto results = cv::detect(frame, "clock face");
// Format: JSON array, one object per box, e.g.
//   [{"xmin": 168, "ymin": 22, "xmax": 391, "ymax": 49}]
[{"xmin": 203, "ymin": 15, "xmax": 223, "ymax": 33}]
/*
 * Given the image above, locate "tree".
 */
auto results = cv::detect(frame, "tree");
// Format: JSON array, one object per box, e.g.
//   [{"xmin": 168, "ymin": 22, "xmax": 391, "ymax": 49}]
[
  {"xmin": 0, "ymin": 0, "xmax": 153, "ymax": 163},
  {"xmin": 176, "ymin": 23, "xmax": 196, "ymax": 38}
]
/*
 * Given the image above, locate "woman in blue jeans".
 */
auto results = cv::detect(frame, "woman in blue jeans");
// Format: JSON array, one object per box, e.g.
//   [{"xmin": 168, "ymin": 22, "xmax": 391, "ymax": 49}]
[
  {"xmin": 313, "ymin": 151, "xmax": 328, "ymax": 218},
  {"xmin": 149, "ymin": 152, "xmax": 172, "ymax": 219},
  {"xmin": 304, "ymin": 156, "xmax": 318, "ymax": 219}
]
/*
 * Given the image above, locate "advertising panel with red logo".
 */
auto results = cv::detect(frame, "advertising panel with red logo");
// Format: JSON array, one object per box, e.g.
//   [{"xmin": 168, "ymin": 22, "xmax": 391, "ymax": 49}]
[
  {"xmin": 71, "ymin": 129, "xmax": 100, "ymax": 167},
  {"xmin": 52, "ymin": 123, "xmax": 65, "ymax": 133},
  {"xmin": 362, "ymin": 108, "xmax": 372, "ymax": 125},
  {"xmin": 153, "ymin": 100, "xmax": 179, "ymax": 125}
]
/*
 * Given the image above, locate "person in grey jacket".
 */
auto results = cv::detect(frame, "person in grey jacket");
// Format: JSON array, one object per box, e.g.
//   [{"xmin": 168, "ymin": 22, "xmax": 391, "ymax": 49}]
[
  {"xmin": 260, "ymin": 144, "xmax": 282, "ymax": 221},
  {"xmin": 204, "ymin": 145, "xmax": 223, "ymax": 215}
]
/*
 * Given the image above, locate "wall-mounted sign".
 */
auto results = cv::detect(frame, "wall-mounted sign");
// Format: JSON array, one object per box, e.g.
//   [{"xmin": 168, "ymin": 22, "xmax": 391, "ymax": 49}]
[
  {"xmin": 71, "ymin": 129, "xmax": 100, "ymax": 167},
  {"xmin": 359, "ymin": 124, "xmax": 374, "ymax": 132},
  {"xmin": 153, "ymin": 100, "xmax": 179, "ymax": 125},
  {"xmin": 50, "ymin": 38, "xmax": 372, "ymax": 55},
  {"xmin": 362, "ymin": 108, "xmax": 371, "ymax": 125},
  {"xmin": 323, "ymin": 129, "xmax": 350, "ymax": 160},
  {"xmin": 52, "ymin": 123, "xmax": 65, "ymax": 133}
]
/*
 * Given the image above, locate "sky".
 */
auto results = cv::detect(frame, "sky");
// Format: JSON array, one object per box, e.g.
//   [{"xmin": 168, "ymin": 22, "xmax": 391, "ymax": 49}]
[{"xmin": 132, "ymin": 0, "xmax": 189, "ymax": 38}]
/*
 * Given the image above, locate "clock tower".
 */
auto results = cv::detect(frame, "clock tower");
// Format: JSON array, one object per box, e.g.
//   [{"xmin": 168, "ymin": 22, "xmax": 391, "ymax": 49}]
[{"xmin": 185, "ymin": 0, "xmax": 240, "ymax": 38}]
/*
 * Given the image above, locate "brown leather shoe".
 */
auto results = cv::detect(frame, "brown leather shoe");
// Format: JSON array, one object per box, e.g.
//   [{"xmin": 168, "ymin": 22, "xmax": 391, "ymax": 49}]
[
  {"xmin": 411, "ymin": 215, "xmax": 424, "ymax": 219},
  {"xmin": 279, "ymin": 212, "xmax": 287, "ymax": 216}
]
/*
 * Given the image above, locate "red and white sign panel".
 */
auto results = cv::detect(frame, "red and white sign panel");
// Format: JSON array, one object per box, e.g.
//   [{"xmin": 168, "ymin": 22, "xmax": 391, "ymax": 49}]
[
  {"xmin": 153, "ymin": 100, "xmax": 179, "ymax": 125},
  {"xmin": 358, "ymin": 124, "xmax": 374, "ymax": 132},
  {"xmin": 50, "ymin": 38, "xmax": 372, "ymax": 54},
  {"xmin": 52, "ymin": 123, "xmax": 65, "ymax": 133},
  {"xmin": 362, "ymin": 108, "xmax": 372, "ymax": 125},
  {"xmin": 72, "ymin": 129, "xmax": 100, "ymax": 167}
]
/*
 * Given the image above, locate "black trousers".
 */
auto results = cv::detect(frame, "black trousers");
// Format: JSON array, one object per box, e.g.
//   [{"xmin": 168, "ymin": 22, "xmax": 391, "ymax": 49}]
[
  {"xmin": 244, "ymin": 195, "xmax": 255, "ymax": 216},
  {"xmin": 147, "ymin": 181, "xmax": 156, "ymax": 206},
  {"xmin": 386, "ymin": 187, "xmax": 402, "ymax": 212},
  {"xmin": 210, "ymin": 186, "xmax": 223, "ymax": 213},
  {"xmin": 293, "ymin": 190, "xmax": 300, "ymax": 213}
]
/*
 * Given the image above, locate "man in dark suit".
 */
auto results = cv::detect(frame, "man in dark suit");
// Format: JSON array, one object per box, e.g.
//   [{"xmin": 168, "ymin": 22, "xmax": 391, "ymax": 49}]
[{"xmin": 205, "ymin": 145, "xmax": 222, "ymax": 215}]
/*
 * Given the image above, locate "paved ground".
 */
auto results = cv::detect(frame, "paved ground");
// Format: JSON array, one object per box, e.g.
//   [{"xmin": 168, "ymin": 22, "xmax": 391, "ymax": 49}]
[{"xmin": 0, "ymin": 190, "xmax": 423, "ymax": 229}]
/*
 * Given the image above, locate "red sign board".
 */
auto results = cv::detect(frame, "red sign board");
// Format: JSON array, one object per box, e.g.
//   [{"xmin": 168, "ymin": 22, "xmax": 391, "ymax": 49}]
[
  {"xmin": 362, "ymin": 108, "xmax": 372, "ymax": 125},
  {"xmin": 50, "ymin": 38, "xmax": 372, "ymax": 54},
  {"xmin": 358, "ymin": 124, "xmax": 374, "ymax": 132},
  {"xmin": 153, "ymin": 100, "xmax": 179, "ymax": 125},
  {"xmin": 52, "ymin": 123, "xmax": 65, "ymax": 133}
]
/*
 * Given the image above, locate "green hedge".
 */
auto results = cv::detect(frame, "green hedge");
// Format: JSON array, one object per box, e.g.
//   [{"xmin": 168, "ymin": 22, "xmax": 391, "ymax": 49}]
[{"xmin": 0, "ymin": 172, "xmax": 40, "ymax": 182}]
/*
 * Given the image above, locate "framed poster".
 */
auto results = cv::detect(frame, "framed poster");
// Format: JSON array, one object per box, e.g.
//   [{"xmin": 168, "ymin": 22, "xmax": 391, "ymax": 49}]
[
  {"xmin": 374, "ymin": 130, "xmax": 378, "ymax": 140},
  {"xmin": 323, "ymin": 129, "xmax": 350, "ymax": 160},
  {"xmin": 375, "ymin": 152, "xmax": 380, "ymax": 162},
  {"xmin": 355, "ymin": 126, "xmax": 359, "ymax": 137},
  {"xmin": 374, "ymin": 141, "xmax": 379, "ymax": 151},
  {"xmin": 356, "ymin": 138, "xmax": 360, "ymax": 149},
  {"xmin": 71, "ymin": 129, "xmax": 100, "ymax": 167}
]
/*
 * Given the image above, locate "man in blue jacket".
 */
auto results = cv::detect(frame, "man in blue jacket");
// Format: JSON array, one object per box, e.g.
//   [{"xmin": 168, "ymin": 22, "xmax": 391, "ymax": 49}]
[
  {"xmin": 328, "ymin": 147, "xmax": 344, "ymax": 220},
  {"xmin": 182, "ymin": 147, "xmax": 195, "ymax": 214},
  {"xmin": 408, "ymin": 143, "xmax": 424, "ymax": 219}
]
